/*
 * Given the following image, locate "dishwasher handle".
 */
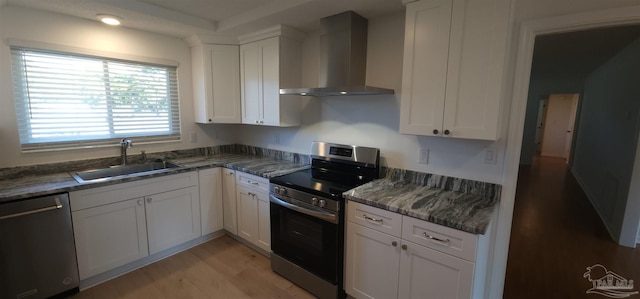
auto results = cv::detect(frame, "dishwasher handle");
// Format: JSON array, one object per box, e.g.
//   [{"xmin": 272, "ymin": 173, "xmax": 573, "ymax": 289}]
[{"xmin": 0, "ymin": 197, "xmax": 63, "ymax": 220}]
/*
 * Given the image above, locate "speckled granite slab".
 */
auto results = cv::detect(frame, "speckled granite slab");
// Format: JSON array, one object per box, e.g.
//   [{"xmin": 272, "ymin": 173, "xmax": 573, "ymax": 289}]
[
  {"xmin": 343, "ymin": 168, "xmax": 501, "ymax": 234},
  {"xmin": 0, "ymin": 145, "xmax": 309, "ymax": 203}
]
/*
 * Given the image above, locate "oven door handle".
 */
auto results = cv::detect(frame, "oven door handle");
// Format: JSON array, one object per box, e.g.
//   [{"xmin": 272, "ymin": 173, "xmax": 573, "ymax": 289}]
[{"xmin": 270, "ymin": 194, "xmax": 338, "ymax": 224}]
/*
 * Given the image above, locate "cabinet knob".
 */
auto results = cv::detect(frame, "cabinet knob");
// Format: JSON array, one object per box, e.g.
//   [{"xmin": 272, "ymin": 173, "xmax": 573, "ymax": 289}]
[
  {"xmin": 433, "ymin": 129, "xmax": 439, "ymax": 135},
  {"xmin": 401, "ymin": 244, "xmax": 408, "ymax": 250},
  {"xmin": 208, "ymin": 119, "xmax": 212, "ymax": 122},
  {"xmin": 392, "ymin": 241, "xmax": 398, "ymax": 247},
  {"xmin": 259, "ymin": 120, "xmax": 264, "ymax": 124},
  {"xmin": 255, "ymin": 120, "xmax": 259, "ymax": 124},
  {"xmin": 226, "ymin": 172, "xmax": 234, "ymax": 176},
  {"xmin": 444, "ymin": 129, "xmax": 450, "ymax": 136},
  {"xmin": 137, "ymin": 200, "xmax": 143, "ymax": 206},
  {"xmin": 147, "ymin": 198, "xmax": 152, "ymax": 203}
]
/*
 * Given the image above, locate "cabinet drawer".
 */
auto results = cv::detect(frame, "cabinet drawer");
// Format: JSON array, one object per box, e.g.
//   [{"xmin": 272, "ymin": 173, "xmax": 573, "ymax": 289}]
[
  {"xmin": 235, "ymin": 171, "xmax": 269, "ymax": 192},
  {"xmin": 402, "ymin": 216, "xmax": 477, "ymax": 261},
  {"xmin": 347, "ymin": 201, "xmax": 402, "ymax": 237}
]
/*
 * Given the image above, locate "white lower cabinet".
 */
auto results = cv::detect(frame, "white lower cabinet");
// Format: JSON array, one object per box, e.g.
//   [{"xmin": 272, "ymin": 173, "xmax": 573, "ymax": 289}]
[
  {"xmin": 70, "ymin": 172, "xmax": 200, "ymax": 280},
  {"xmin": 397, "ymin": 240, "xmax": 473, "ymax": 299},
  {"xmin": 256, "ymin": 190, "xmax": 271, "ymax": 252},
  {"xmin": 146, "ymin": 186, "xmax": 201, "ymax": 254},
  {"xmin": 199, "ymin": 167, "xmax": 223, "ymax": 235},
  {"xmin": 345, "ymin": 201, "xmax": 478, "ymax": 299},
  {"xmin": 222, "ymin": 168, "xmax": 238, "ymax": 235},
  {"xmin": 345, "ymin": 223, "xmax": 401, "ymax": 299},
  {"xmin": 72, "ymin": 198, "xmax": 148, "ymax": 279},
  {"xmin": 237, "ymin": 185, "xmax": 258, "ymax": 242},
  {"xmin": 235, "ymin": 172, "xmax": 270, "ymax": 252}
]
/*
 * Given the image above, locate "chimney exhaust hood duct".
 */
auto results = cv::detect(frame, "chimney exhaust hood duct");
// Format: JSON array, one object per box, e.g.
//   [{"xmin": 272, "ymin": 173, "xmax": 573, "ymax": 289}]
[{"xmin": 279, "ymin": 11, "xmax": 394, "ymax": 97}]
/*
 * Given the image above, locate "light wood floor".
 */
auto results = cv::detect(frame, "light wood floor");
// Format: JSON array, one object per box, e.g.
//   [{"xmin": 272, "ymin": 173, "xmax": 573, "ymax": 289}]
[
  {"xmin": 504, "ymin": 156, "xmax": 640, "ymax": 298},
  {"xmin": 70, "ymin": 235, "xmax": 315, "ymax": 299}
]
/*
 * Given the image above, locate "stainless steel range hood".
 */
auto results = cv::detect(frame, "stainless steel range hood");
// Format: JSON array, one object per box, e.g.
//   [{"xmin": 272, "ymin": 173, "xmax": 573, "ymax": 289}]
[{"xmin": 279, "ymin": 11, "xmax": 394, "ymax": 97}]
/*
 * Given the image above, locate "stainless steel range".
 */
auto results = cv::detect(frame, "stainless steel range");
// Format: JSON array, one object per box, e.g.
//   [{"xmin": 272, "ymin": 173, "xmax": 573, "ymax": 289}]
[{"xmin": 269, "ymin": 141, "xmax": 380, "ymax": 299}]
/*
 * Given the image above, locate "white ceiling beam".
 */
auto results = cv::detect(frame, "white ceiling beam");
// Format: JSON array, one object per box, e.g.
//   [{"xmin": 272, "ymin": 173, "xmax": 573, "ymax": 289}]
[{"xmin": 216, "ymin": 0, "xmax": 313, "ymax": 32}]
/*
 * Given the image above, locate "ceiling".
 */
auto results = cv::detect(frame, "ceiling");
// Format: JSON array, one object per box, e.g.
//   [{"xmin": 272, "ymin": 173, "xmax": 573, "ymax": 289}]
[
  {"xmin": 531, "ymin": 24, "xmax": 640, "ymax": 80},
  {"xmin": 3, "ymin": 0, "xmax": 405, "ymax": 39}
]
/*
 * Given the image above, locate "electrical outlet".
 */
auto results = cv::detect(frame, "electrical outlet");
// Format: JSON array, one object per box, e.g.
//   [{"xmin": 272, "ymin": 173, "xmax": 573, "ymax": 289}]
[{"xmin": 418, "ymin": 148, "xmax": 429, "ymax": 164}]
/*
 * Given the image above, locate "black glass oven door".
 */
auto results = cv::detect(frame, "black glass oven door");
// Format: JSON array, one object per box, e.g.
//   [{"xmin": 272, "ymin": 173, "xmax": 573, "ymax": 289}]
[{"xmin": 270, "ymin": 202, "xmax": 338, "ymax": 283}]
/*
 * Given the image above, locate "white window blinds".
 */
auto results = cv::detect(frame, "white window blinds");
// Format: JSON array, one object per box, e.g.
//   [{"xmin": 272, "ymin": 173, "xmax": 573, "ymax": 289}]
[{"xmin": 10, "ymin": 46, "xmax": 181, "ymax": 152}]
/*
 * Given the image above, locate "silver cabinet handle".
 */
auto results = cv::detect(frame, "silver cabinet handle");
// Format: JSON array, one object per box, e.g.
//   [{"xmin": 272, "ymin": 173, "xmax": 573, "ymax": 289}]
[
  {"xmin": 363, "ymin": 214, "xmax": 383, "ymax": 223},
  {"xmin": 147, "ymin": 198, "xmax": 153, "ymax": 203},
  {"xmin": 401, "ymin": 244, "xmax": 408, "ymax": 250},
  {"xmin": 0, "ymin": 197, "xmax": 62, "ymax": 220},
  {"xmin": 392, "ymin": 241, "xmax": 398, "ymax": 247},
  {"xmin": 137, "ymin": 199, "xmax": 143, "ymax": 206},
  {"xmin": 423, "ymin": 232, "xmax": 450, "ymax": 245}
]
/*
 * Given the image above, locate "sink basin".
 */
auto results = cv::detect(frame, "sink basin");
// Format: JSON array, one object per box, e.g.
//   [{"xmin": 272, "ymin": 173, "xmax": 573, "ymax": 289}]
[{"xmin": 70, "ymin": 161, "xmax": 181, "ymax": 183}]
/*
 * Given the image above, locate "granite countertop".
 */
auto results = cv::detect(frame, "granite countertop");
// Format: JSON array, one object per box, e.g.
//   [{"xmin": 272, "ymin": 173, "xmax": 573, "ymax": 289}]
[
  {"xmin": 343, "ymin": 169, "xmax": 500, "ymax": 235},
  {"xmin": 0, "ymin": 153, "xmax": 309, "ymax": 203}
]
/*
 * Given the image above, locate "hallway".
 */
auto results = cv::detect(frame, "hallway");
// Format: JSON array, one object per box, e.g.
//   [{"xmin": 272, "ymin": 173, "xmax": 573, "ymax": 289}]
[{"xmin": 503, "ymin": 156, "xmax": 640, "ymax": 298}]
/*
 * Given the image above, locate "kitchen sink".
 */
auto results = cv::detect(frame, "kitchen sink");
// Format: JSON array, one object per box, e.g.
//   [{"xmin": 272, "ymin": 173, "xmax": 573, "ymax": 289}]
[{"xmin": 70, "ymin": 160, "xmax": 181, "ymax": 183}]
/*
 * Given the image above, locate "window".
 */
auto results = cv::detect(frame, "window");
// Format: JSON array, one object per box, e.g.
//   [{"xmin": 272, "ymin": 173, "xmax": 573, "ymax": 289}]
[{"xmin": 10, "ymin": 46, "xmax": 181, "ymax": 152}]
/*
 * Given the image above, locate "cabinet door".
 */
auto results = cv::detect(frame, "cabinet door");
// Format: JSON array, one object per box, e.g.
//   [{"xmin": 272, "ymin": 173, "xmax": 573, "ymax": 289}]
[
  {"xmin": 256, "ymin": 190, "xmax": 271, "ymax": 252},
  {"xmin": 441, "ymin": 0, "xmax": 509, "ymax": 140},
  {"xmin": 398, "ymin": 241, "xmax": 474, "ymax": 299},
  {"xmin": 72, "ymin": 198, "xmax": 148, "ymax": 279},
  {"xmin": 240, "ymin": 41, "xmax": 263, "ymax": 125},
  {"xmin": 345, "ymin": 222, "xmax": 401, "ymax": 299},
  {"xmin": 222, "ymin": 168, "xmax": 238, "ymax": 235},
  {"xmin": 261, "ymin": 37, "xmax": 281, "ymax": 126},
  {"xmin": 236, "ymin": 186, "xmax": 258, "ymax": 243},
  {"xmin": 199, "ymin": 168, "xmax": 223, "ymax": 235},
  {"xmin": 399, "ymin": 0, "xmax": 452, "ymax": 136},
  {"xmin": 193, "ymin": 44, "xmax": 241, "ymax": 124},
  {"xmin": 146, "ymin": 186, "xmax": 201, "ymax": 254}
]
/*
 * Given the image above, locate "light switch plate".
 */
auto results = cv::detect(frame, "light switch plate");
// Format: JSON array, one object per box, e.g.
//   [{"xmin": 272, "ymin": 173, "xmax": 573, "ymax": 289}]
[{"xmin": 418, "ymin": 148, "xmax": 429, "ymax": 164}]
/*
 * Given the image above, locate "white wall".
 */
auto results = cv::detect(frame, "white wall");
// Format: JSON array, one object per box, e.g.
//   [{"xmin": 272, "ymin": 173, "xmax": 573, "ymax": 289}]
[
  {"xmin": 571, "ymin": 36, "xmax": 640, "ymax": 246},
  {"xmin": 238, "ymin": 12, "xmax": 504, "ymax": 184},
  {"xmin": 0, "ymin": 5, "xmax": 235, "ymax": 168}
]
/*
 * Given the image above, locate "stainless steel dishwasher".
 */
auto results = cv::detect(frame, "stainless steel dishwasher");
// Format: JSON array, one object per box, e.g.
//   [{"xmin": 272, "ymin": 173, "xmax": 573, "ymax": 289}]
[{"xmin": 0, "ymin": 193, "xmax": 79, "ymax": 298}]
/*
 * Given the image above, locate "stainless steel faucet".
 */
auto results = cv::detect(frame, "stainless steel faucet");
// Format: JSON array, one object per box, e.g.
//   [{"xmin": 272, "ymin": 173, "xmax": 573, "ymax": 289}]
[{"xmin": 120, "ymin": 138, "xmax": 133, "ymax": 165}]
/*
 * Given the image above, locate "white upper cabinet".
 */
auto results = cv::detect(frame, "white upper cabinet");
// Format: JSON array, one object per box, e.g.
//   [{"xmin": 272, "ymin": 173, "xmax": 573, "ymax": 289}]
[
  {"xmin": 192, "ymin": 44, "xmax": 241, "ymax": 124},
  {"xmin": 239, "ymin": 26, "xmax": 303, "ymax": 127},
  {"xmin": 400, "ymin": 0, "xmax": 512, "ymax": 140}
]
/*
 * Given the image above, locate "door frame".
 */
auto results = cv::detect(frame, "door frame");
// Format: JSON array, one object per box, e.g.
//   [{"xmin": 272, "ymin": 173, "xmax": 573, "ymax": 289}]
[{"xmin": 488, "ymin": 6, "xmax": 640, "ymax": 298}]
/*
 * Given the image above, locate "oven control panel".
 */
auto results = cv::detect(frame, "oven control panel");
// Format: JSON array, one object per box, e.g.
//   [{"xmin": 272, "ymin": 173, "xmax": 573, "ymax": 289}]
[{"xmin": 270, "ymin": 184, "xmax": 339, "ymax": 213}]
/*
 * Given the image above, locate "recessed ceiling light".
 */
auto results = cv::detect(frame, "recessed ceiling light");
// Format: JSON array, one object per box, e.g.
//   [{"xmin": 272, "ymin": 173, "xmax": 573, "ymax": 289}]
[{"xmin": 97, "ymin": 14, "xmax": 122, "ymax": 26}]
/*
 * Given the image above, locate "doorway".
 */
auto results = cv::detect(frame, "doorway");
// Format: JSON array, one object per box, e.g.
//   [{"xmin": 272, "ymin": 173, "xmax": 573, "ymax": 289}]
[
  {"xmin": 490, "ymin": 10, "xmax": 640, "ymax": 297},
  {"xmin": 504, "ymin": 26, "xmax": 640, "ymax": 297},
  {"xmin": 538, "ymin": 94, "xmax": 579, "ymax": 162}
]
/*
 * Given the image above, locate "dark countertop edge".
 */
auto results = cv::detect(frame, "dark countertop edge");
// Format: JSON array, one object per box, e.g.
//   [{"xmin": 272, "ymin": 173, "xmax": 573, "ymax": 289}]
[{"xmin": 0, "ymin": 155, "xmax": 309, "ymax": 203}]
